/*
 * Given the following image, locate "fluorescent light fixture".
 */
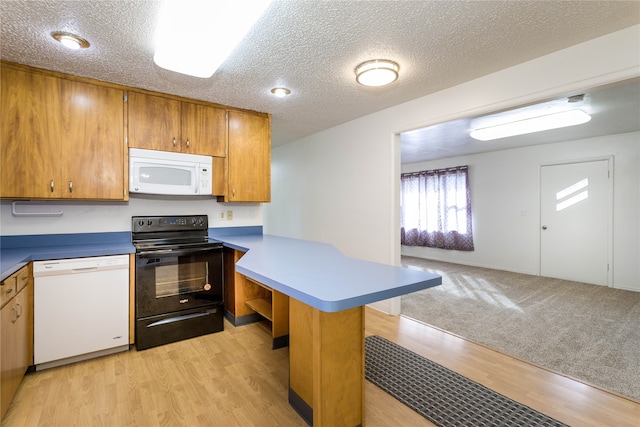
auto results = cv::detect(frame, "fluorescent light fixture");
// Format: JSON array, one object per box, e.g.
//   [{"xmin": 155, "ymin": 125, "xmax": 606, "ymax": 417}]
[
  {"xmin": 154, "ymin": 0, "xmax": 272, "ymax": 78},
  {"xmin": 355, "ymin": 59, "xmax": 400, "ymax": 87},
  {"xmin": 470, "ymin": 109, "xmax": 591, "ymax": 141}
]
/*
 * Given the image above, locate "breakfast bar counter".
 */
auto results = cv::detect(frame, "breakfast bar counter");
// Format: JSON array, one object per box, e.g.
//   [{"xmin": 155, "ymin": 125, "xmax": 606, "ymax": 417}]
[
  {"xmin": 1, "ymin": 231, "xmax": 440, "ymax": 426},
  {"xmin": 214, "ymin": 234, "xmax": 442, "ymax": 427}
]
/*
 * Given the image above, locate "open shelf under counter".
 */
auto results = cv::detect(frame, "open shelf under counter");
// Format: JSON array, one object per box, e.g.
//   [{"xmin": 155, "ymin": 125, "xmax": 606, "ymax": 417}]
[
  {"xmin": 245, "ymin": 297, "xmax": 273, "ymax": 322},
  {"xmin": 223, "ymin": 248, "xmax": 289, "ymax": 350}
]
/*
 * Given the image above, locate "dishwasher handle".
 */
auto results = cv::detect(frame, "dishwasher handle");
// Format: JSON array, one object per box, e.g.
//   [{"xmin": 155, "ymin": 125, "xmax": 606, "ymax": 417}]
[
  {"xmin": 33, "ymin": 255, "xmax": 129, "ymax": 277},
  {"xmin": 71, "ymin": 267, "xmax": 99, "ymax": 273}
]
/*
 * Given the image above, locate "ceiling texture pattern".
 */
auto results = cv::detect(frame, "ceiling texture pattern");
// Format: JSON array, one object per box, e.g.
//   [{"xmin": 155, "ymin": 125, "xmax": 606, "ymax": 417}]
[{"xmin": 1, "ymin": 1, "xmax": 639, "ymax": 157}]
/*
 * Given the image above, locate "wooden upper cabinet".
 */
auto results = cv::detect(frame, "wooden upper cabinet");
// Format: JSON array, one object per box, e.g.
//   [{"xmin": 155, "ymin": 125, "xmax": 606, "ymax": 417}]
[
  {"xmin": 181, "ymin": 102, "xmax": 226, "ymax": 157},
  {"xmin": 1, "ymin": 68, "xmax": 61, "ymax": 198},
  {"xmin": 226, "ymin": 110, "xmax": 271, "ymax": 202},
  {"xmin": 127, "ymin": 92, "xmax": 181, "ymax": 152},
  {"xmin": 0, "ymin": 65, "xmax": 126, "ymax": 200},
  {"xmin": 128, "ymin": 91, "xmax": 226, "ymax": 156},
  {"xmin": 59, "ymin": 79, "xmax": 125, "ymax": 199},
  {"xmin": 2, "ymin": 63, "xmax": 269, "ymax": 202}
]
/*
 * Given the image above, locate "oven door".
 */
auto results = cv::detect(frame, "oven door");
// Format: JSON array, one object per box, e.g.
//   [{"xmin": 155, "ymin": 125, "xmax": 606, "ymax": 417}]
[{"xmin": 135, "ymin": 246, "xmax": 223, "ymax": 319}]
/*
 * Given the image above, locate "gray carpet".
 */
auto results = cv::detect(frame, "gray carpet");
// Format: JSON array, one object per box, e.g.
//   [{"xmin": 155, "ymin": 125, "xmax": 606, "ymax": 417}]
[
  {"xmin": 365, "ymin": 335, "xmax": 568, "ymax": 427},
  {"xmin": 400, "ymin": 257, "xmax": 640, "ymax": 401}
]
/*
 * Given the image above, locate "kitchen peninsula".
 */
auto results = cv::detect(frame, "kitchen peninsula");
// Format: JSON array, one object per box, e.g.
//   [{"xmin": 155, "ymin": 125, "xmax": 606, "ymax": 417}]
[
  {"xmin": 214, "ymin": 234, "xmax": 442, "ymax": 427},
  {"xmin": 0, "ymin": 232, "xmax": 441, "ymax": 426}
]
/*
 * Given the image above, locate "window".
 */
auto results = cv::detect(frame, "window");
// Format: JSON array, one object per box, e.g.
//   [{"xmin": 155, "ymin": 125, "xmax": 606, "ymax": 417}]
[{"xmin": 400, "ymin": 165, "xmax": 474, "ymax": 251}]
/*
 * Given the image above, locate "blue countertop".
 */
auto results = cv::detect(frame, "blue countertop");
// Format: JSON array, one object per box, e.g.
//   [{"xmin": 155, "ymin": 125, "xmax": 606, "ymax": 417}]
[
  {"xmin": 0, "ymin": 239, "xmax": 135, "ymax": 281},
  {"xmin": 1, "ymin": 231, "xmax": 441, "ymax": 312},
  {"xmin": 216, "ymin": 234, "xmax": 441, "ymax": 312},
  {"xmin": 0, "ymin": 227, "xmax": 260, "ymax": 280}
]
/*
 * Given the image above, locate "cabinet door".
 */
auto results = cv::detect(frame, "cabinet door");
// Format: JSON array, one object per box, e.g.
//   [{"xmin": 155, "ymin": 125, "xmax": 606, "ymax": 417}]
[
  {"xmin": 227, "ymin": 111, "xmax": 271, "ymax": 202},
  {"xmin": 181, "ymin": 102, "xmax": 226, "ymax": 156},
  {"xmin": 0, "ymin": 273, "xmax": 16, "ymax": 309},
  {"xmin": 59, "ymin": 79, "xmax": 125, "ymax": 199},
  {"xmin": 1, "ymin": 68, "xmax": 62, "ymax": 198},
  {"xmin": 0, "ymin": 287, "xmax": 29, "ymax": 419},
  {"xmin": 128, "ymin": 91, "xmax": 181, "ymax": 152}
]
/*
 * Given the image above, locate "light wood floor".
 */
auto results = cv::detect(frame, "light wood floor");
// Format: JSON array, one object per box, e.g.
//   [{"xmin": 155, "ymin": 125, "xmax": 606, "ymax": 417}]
[{"xmin": 2, "ymin": 308, "xmax": 639, "ymax": 426}]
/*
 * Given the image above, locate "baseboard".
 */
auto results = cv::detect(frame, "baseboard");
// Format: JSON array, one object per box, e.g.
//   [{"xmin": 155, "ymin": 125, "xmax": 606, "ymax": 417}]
[
  {"xmin": 400, "ymin": 254, "xmax": 538, "ymax": 276},
  {"xmin": 223, "ymin": 309, "xmax": 264, "ymax": 327}
]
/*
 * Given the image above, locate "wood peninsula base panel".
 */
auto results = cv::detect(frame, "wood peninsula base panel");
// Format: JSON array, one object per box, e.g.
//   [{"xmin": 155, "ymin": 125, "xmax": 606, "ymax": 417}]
[{"xmin": 289, "ymin": 298, "xmax": 364, "ymax": 427}]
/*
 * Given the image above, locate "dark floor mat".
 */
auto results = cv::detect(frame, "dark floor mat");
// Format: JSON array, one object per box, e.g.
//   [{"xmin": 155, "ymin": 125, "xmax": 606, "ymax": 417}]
[{"xmin": 365, "ymin": 335, "xmax": 569, "ymax": 427}]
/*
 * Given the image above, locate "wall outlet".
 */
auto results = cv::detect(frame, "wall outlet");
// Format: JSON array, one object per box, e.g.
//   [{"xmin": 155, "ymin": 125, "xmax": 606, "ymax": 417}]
[
  {"xmin": 227, "ymin": 210, "xmax": 233, "ymax": 221},
  {"xmin": 219, "ymin": 211, "xmax": 225, "ymax": 220}
]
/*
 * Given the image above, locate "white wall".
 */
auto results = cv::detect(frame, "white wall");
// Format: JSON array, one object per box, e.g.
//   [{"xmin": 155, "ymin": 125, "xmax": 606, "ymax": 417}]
[
  {"xmin": 264, "ymin": 25, "xmax": 640, "ymax": 310},
  {"xmin": 0, "ymin": 197, "xmax": 262, "ymax": 236},
  {"xmin": 401, "ymin": 132, "xmax": 640, "ymax": 292},
  {"xmin": 266, "ymin": 112, "xmax": 399, "ymax": 264}
]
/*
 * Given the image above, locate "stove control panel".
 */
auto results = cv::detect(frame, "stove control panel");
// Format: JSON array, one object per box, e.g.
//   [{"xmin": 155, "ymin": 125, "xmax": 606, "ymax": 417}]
[{"xmin": 132, "ymin": 215, "xmax": 208, "ymax": 233}]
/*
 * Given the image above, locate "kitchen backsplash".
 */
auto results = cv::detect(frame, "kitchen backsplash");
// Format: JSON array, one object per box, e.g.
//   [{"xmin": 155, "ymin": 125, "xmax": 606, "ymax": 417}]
[{"xmin": 0, "ymin": 197, "xmax": 262, "ymax": 236}]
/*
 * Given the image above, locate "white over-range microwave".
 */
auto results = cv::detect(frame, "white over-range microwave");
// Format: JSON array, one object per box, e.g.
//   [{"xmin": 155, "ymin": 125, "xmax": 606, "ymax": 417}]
[{"xmin": 129, "ymin": 148, "xmax": 213, "ymax": 196}]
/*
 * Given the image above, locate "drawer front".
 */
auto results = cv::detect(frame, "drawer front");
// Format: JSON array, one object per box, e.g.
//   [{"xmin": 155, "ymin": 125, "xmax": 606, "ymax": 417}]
[
  {"xmin": 0, "ymin": 275, "xmax": 17, "ymax": 308},
  {"xmin": 16, "ymin": 267, "xmax": 29, "ymax": 292}
]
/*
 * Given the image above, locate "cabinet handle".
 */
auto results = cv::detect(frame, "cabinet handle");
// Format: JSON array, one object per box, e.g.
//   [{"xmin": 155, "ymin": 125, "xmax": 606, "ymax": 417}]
[
  {"xmin": 232, "ymin": 189, "xmax": 235, "ymax": 197},
  {"xmin": 50, "ymin": 180, "xmax": 55, "ymax": 192},
  {"xmin": 5, "ymin": 287, "xmax": 14, "ymax": 296},
  {"xmin": 173, "ymin": 137, "xmax": 177, "ymax": 147},
  {"xmin": 69, "ymin": 181, "xmax": 73, "ymax": 193},
  {"xmin": 15, "ymin": 301, "xmax": 22, "ymax": 318},
  {"xmin": 186, "ymin": 139, "xmax": 190, "ymax": 148},
  {"xmin": 11, "ymin": 306, "xmax": 18, "ymax": 323}
]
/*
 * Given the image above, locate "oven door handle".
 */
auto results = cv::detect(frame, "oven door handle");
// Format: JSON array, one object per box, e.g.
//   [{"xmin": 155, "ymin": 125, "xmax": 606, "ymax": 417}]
[
  {"xmin": 138, "ymin": 249, "xmax": 173, "ymax": 255},
  {"xmin": 137, "ymin": 246, "xmax": 222, "ymax": 257}
]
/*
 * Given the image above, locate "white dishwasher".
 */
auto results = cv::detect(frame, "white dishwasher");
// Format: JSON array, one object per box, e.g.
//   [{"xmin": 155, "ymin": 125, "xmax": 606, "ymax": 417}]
[{"xmin": 33, "ymin": 254, "xmax": 130, "ymax": 370}]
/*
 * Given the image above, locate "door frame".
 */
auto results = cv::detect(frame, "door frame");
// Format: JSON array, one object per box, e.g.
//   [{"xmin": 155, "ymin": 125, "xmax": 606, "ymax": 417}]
[{"xmin": 538, "ymin": 155, "xmax": 614, "ymax": 286}]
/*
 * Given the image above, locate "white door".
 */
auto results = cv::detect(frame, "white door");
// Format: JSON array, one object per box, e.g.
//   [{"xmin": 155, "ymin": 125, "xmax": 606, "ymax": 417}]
[{"xmin": 540, "ymin": 160, "xmax": 610, "ymax": 286}]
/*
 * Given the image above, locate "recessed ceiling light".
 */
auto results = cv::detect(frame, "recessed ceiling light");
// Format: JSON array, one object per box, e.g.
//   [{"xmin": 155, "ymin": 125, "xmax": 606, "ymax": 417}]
[
  {"xmin": 51, "ymin": 31, "xmax": 90, "ymax": 50},
  {"xmin": 270, "ymin": 87, "xmax": 291, "ymax": 97},
  {"xmin": 355, "ymin": 59, "xmax": 399, "ymax": 87}
]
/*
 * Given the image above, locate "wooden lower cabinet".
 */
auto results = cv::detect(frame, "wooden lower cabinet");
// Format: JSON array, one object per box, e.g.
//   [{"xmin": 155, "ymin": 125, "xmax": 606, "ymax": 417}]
[{"xmin": 0, "ymin": 265, "xmax": 33, "ymax": 419}]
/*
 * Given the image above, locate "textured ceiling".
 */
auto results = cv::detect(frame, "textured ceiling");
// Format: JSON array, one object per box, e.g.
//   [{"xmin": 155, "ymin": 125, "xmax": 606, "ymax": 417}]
[{"xmin": 1, "ymin": 1, "xmax": 639, "ymax": 154}]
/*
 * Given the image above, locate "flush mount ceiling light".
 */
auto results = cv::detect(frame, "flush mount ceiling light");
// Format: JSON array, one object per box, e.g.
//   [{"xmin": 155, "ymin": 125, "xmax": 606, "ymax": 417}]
[
  {"xmin": 154, "ymin": 0, "xmax": 272, "ymax": 78},
  {"xmin": 51, "ymin": 31, "xmax": 90, "ymax": 50},
  {"xmin": 270, "ymin": 87, "xmax": 291, "ymax": 97},
  {"xmin": 355, "ymin": 59, "xmax": 399, "ymax": 87},
  {"xmin": 470, "ymin": 109, "xmax": 591, "ymax": 141}
]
